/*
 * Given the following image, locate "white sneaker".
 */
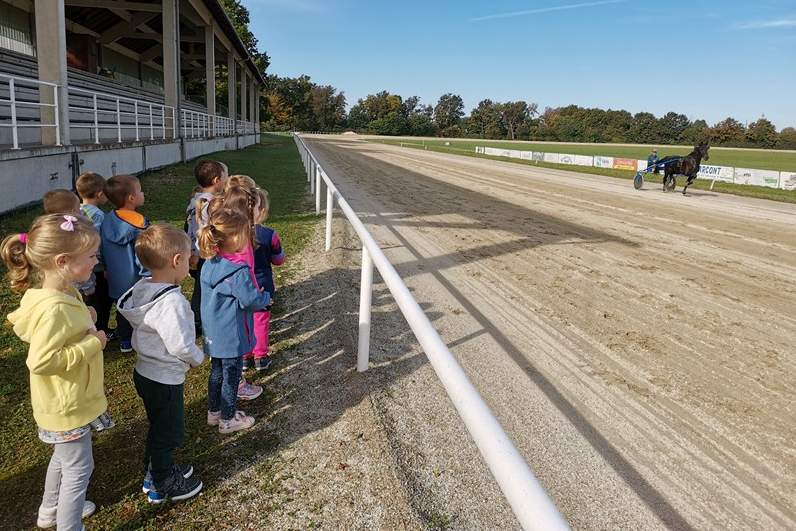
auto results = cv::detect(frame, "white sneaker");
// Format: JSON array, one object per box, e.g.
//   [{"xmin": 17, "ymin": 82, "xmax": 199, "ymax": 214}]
[
  {"xmin": 207, "ymin": 410, "xmax": 221, "ymax": 426},
  {"xmin": 218, "ymin": 410, "xmax": 255, "ymax": 434},
  {"xmin": 37, "ymin": 500, "xmax": 96, "ymax": 528}
]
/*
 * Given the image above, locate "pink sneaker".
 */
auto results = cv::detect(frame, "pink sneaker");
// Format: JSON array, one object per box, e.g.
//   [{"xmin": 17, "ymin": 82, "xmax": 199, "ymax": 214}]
[
  {"xmin": 219, "ymin": 411, "xmax": 255, "ymax": 434},
  {"xmin": 207, "ymin": 410, "xmax": 221, "ymax": 426},
  {"xmin": 237, "ymin": 380, "xmax": 263, "ymax": 401}
]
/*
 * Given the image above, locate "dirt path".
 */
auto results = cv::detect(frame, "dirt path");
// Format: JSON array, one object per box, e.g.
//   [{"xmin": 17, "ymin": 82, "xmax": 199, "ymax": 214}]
[{"xmin": 304, "ymin": 137, "xmax": 796, "ymax": 530}]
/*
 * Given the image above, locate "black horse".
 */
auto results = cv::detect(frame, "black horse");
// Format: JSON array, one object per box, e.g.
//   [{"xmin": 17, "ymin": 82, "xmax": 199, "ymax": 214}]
[{"xmin": 657, "ymin": 141, "xmax": 710, "ymax": 195}]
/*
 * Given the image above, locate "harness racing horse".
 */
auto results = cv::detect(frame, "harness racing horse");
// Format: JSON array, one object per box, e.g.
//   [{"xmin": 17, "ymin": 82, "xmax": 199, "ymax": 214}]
[{"xmin": 658, "ymin": 141, "xmax": 710, "ymax": 195}]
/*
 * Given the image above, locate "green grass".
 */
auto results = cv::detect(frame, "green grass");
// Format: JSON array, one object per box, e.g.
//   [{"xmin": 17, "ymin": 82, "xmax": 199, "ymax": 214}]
[
  {"xmin": 0, "ymin": 134, "xmax": 318, "ymax": 528},
  {"xmin": 370, "ymin": 139, "xmax": 796, "ymax": 204},
  {"xmin": 370, "ymin": 137, "xmax": 796, "ymax": 172}
]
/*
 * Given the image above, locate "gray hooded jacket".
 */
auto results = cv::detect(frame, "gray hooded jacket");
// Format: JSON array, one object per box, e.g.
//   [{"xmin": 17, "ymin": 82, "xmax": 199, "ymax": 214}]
[{"xmin": 118, "ymin": 279, "xmax": 204, "ymax": 385}]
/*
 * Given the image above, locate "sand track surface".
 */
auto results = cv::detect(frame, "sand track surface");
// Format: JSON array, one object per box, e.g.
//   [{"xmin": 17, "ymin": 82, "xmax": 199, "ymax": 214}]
[{"xmin": 305, "ymin": 137, "xmax": 796, "ymax": 530}]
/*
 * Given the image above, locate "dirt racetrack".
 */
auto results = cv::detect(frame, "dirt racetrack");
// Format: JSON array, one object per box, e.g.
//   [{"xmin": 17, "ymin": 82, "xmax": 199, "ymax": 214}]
[{"xmin": 303, "ymin": 136, "xmax": 795, "ymax": 530}]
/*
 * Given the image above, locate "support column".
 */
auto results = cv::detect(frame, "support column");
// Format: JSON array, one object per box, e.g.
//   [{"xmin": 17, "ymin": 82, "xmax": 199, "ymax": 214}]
[
  {"xmin": 34, "ymin": 0, "xmax": 69, "ymax": 145},
  {"xmin": 255, "ymin": 85, "xmax": 260, "ymax": 132},
  {"xmin": 204, "ymin": 22, "xmax": 215, "ymax": 136},
  {"xmin": 240, "ymin": 68, "xmax": 248, "ymax": 131},
  {"xmin": 227, "ymin": 52, "xmax": 237, "ymax": 132},
  {"xmin": 162, "ymin": 0, "xmax": 181, "ymax": 138},
  {"xmin": 249, "ymin": 81, "xmax": 256, "ymax": 124}
]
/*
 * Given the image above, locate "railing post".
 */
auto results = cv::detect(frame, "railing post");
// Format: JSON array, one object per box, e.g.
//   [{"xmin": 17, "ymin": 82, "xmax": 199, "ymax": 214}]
[
  {"xmin": 161, "ymin": 107, "xmax": 166, "ymax": 139},
  {"xmin": 325, "ymin": 185, "xmax": 333, "ymax": 251},
  {"xmin": 9, "ymin": 78, "xmax": 18, "ymax": 149},
  {"xmin": 115, "ymin": 97, "xmax": 121, "ymax": 142},
  {"xmin": 309, "ymin": 160, "xmax": 316, "ymax": 195},
  {"xmin": 172, "ymin": 108, "xmax": 176, "ymax": 139},
  {"xmin": 315, "ymin": 165, "xmax": 321, "ymax": 214},
  {"xmin": 53, "ymin": 85, "xmax": 61, "ymax": 146},
  {"xmin": 92, "ymin": 94, "xmax": 99, "ymax": 144},
  {"xmin": 149, "ymin": 104, "xmax": 154, "ymax": 140},
  {"xmin": 357, "ymin": 247, "xmax": 373, "ymax": 373},
  {"xmin": 134, "ymin": 101, "xmax": 140, "ymax": 141}
]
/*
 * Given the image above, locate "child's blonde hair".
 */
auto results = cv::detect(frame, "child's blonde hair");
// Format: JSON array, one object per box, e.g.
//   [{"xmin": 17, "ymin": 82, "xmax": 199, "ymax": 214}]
[
  {"xmin": 135, "ymin": 224, "xmax": 191, "ymax": 270},
  {"xmin": 42, "ymin": 189, "xmax": 81, "ymax": 214},
  {"xmin": 1, "ymin": 214, "xmax": 100, "ymax": 292},
  {"xmin": 217, "ymin": 175, "xmax": 259, "ymax": 244},
  {"xmin": 255, "ymin": 188, "xmax": 270, "ymax": 224},
  {"xmin": 197, "ymin": 208, "xmax": 250, "ymax": 259}
]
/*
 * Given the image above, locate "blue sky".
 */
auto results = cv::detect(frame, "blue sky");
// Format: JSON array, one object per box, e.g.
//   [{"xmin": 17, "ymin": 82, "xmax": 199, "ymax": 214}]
[{"xmin": 243, "ymin": 0, "xmax": 796, "ymax": 128}]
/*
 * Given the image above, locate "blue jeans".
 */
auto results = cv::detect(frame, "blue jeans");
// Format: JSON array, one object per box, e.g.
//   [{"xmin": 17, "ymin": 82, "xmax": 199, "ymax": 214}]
[{"xmin": 208, "ymin": 357, "xmax": 242, "ymax": 420}]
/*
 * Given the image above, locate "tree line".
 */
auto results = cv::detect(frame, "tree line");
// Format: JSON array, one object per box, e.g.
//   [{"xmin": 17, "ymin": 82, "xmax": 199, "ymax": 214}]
[{"xmin": 261, "ymin": 87, "xmax": 796, "ymax": 149}]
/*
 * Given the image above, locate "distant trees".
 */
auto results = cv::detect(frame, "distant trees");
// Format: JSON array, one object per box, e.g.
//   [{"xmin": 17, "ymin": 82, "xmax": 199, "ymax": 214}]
[{"xmin": 262, "ymin": 75, "xmax": 346, "ymax": 132}]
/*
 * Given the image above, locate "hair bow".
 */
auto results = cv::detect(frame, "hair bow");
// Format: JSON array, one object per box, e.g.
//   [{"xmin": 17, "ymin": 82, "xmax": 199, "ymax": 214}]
[
  {"xmin": 19, "ymin": 232, "xmax": 27, "ymax": 244},
  {"xmin": 60, "ymin": 215, "xmax": 77, "ymax": 232}
]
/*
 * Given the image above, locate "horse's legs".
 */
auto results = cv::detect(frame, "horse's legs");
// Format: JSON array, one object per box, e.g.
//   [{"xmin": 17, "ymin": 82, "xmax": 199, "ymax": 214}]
[{"xmin": 682, "ymin": 176, "xmax": 694, "ymax": 195}]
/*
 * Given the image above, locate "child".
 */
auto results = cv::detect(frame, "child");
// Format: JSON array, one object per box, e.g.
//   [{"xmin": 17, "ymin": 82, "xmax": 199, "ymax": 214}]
[
  {"xmin": 198, "ymin": 208, "xmax": 271, "ymax": 434},
  {"xmin": 42, "ymin": 189, "xmax": 99, "ymax": 310},
  {"xmin": 209, "ymin": 177, "xmax": 264, "ymax": 399},
  {"xmin": 185, "ymin": 160, "xmax": 228, "ymax": 336},
  {"xmin": 76, "ymin": 172, "xmax": 114, "ymax": 339},
  {"xmin": 246, "ymin": 187, "xmax": 285, "ymax": 372},
  {"xmin": 42, "ymin": 189, "xmax": 81, "ymax": 215},
  {"xmin": 100, "ymin": 174, "xmax": 149, "ymax": 353},
  {"xmin": 2, "ymin": 214, "xmax": 109, "ymax": 530},
  {"xmin": 118, "ymin": 224, "xmax": 204, "ymax": 503}
]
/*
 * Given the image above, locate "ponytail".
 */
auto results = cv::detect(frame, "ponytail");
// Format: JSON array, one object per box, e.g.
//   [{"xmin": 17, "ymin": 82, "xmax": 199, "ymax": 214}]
[
  {"xmin": 1, "ymin": 233, "xmax": 33, "ymax": 293},
  {"xmin": 1, "ymin": 214, "xmax": 98, "ymax": 293},
  {"xmin": 197, "ymin": 208, "xmax": 249, "ymax": 259}
]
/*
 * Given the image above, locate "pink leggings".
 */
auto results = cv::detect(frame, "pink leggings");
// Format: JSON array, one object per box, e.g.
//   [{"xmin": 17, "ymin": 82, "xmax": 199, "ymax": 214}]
[{"xmin": 244, "ymin": 310, "xmax": 271, "ymax": 360}]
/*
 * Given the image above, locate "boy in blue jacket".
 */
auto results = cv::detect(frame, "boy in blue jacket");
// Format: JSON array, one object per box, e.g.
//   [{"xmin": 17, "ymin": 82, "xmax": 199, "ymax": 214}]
[{"xmin": 100, "ymin": 174, "xmax": 149, "ymax": 352}]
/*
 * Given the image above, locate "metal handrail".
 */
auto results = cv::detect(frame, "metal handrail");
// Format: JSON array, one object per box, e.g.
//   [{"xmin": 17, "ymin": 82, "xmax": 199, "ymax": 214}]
[
  {"xmin": 293, "ymin": 133, "xmax": 569, "ymax": 531},
  {"xmin": 0, "ymin": 74, "xmax": 60, "ymax": 148},
  {"xmin": 69, "ymin": 86, "xmax": 175, "ymax": 143}
]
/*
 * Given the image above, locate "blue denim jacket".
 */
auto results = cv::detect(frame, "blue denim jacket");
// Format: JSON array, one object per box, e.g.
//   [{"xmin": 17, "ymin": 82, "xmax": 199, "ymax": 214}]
[
  {"xmin": 200, "ymin": 256, "xmax": 271, "ymax": 358},
  {"xmin": 100, "ymin": 211, "xmax": 149, "ymax": 299}
]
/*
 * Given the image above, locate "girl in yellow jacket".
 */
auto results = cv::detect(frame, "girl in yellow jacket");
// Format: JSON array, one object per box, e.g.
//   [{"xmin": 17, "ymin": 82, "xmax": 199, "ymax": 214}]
[{"xmin": 3, "ymin": 213, "xmax": 109, "ymax": 531}]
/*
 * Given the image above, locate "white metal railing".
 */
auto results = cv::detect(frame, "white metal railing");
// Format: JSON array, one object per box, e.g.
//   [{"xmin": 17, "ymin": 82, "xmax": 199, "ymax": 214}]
[
  {"xmin": 69, "ymin": 86, "xmax": 176, "ymax": 144},
  {"xmin": 0, "ymin": 73, "xmax": 61, "ymax": 148},
  {"xmin": 1, "ymin": 71, "xmax": 260, "ymax": 148},
  {"xmin": 293, "ymin": 133, "xmax": 569, "ymax": 531}
]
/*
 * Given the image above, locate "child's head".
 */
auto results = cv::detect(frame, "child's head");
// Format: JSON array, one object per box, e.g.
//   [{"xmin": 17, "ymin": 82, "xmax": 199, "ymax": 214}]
[
  {"xmin": 255, "ymin": 188, "xmax": 269, "ymax": 224},
  {"xmin": 197, "ymin": 208, "xmax": 250, "ymax": 259},
  {"xmin": 194, "ymin": 160, "xmax": 228, "ymax": 193},
  {"xmin": 75, "ymin": 172, "xmax": 107, "ymax": 204},
  {"xmin": 42, "ymin": 189, "xmax": 81, "ymax": 215},
  {"xmin": 1, "ymin": 214, "xmax": 100, "ymax": 292},
  {"xmin": 105, "ymin": 175, "xmax": 144, "ymax": 209},
  {"xmin": 135, "ymin": 224, "xmax": 192, "ymax": 283}
]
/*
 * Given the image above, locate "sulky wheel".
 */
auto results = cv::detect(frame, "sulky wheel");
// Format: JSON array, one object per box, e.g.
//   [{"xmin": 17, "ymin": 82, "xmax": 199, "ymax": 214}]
[{"xmin": 633, "ymin": 173, "xmax": 644, "ymax": 190}]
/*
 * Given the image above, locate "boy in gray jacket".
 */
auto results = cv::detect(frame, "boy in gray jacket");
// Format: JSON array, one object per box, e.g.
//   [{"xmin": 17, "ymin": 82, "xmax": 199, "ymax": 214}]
[{"xmin": 118, "ymin": 224, "xmax": 204, "ymax": 504}]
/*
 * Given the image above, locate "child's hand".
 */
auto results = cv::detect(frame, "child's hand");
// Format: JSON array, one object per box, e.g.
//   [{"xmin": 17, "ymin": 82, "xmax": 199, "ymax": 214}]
[
  {"xmin": 88, "ymin": 306, "xmax": 97, "ymax": 324},
  {"xmin": 189, "ymin": 254, "xmax": 199, "ymax": 269},
  {"xmin": 90, "ymin": 330, "xmax": 108, "ymax": 349}
]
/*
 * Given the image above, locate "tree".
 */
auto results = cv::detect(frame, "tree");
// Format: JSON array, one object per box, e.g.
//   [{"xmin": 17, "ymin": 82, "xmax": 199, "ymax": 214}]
[
  {"xmin": 745, "ymin": 117, "xmax": 778, "ymax": 148},
  {"xmin": 467, "ymin": 99, "xmax": 503, "ymax": 138},
  {"xmin": 778, "ymin": 127, "xmax": 796, "ymax": 149},
  {"xmin": 628, "ymin": 112, "xmax": 663, "ymax": 144},
  {"xmin": 433, "ymin": 93, "xmax": 464, "ymax": 135},
  {"xmin": 681, "ymin": 119, "xmax": 709, "ymax": 144},
  {"xmin": 498, "ymin": 101, "xmax": 532, "ymax": 140},
  {"xmin": 710, "ymin": 117, "xmax": 746, "ymax": 146},
  {"xmin": 657, "ymin": 112, "xmax": 691, "ymax": 144}
]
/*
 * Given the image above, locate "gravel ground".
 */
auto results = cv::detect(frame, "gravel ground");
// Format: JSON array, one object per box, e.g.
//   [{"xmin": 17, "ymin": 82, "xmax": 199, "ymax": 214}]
[{"xmin": 297, "ymin": 136, "xmax": 796, "ymax": 530}]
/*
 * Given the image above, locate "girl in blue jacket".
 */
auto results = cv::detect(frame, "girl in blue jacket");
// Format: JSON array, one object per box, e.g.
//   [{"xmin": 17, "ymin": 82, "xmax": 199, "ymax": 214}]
[{"xmin": 198, "ymin": 208, "xmax": 271, "ymax": 434}]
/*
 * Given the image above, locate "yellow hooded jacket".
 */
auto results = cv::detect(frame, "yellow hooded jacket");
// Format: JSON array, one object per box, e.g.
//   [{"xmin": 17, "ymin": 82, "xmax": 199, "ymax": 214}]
[{"xmin": 7, "ymin": 288, "xmax": 107, "ymax": 432}]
